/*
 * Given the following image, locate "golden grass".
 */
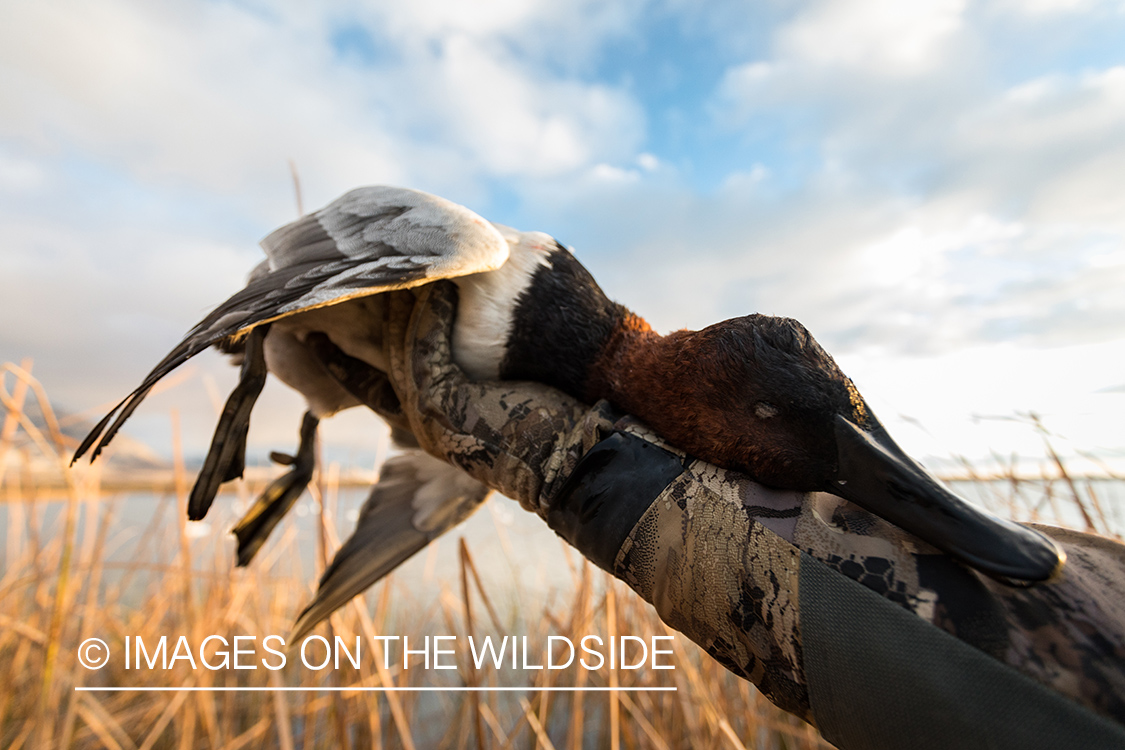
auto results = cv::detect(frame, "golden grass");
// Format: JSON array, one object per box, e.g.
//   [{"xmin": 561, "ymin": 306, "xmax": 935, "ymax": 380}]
[
  {"xmin": 2, "ymin": 361, "xmax": 839, "ymax": 749},
  {"xmin": 1, "ymin": 359, "xmax": 1118, "ymax": 749}
]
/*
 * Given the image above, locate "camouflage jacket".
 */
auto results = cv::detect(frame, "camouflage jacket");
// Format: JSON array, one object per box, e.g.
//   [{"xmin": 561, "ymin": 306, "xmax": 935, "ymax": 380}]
[{"xmin": 382, "ymin": 283, "xmax": 1125, "ymax": 749}]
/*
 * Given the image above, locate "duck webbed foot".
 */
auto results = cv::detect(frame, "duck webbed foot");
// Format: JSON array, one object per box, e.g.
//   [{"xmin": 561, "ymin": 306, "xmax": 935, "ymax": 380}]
[
  {"xmin": 232, "ymin": 411, "xmax": 319, "ymax": 566},
  {"xmin": 188, "ymin": 324, "xmax": 270, "ymax": 521}
]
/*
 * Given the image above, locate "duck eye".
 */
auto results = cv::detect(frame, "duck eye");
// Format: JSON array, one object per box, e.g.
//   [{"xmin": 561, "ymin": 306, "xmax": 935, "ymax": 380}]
[{"xmin": 754, "ymin": 402, "xmax": 779, "ymax": 419}]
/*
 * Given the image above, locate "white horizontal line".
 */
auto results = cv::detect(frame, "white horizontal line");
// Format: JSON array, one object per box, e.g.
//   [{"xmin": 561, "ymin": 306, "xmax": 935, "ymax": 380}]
[{"xmin": 75, "ymin": 686, "xmax": 676, "ymax": 693}]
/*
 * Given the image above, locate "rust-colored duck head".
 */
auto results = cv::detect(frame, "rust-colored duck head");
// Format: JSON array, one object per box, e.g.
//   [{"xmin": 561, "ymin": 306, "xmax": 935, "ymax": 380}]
[
  {"xmin": 649, "ymin": 314, "xmax": 861, "ymax": 490},
  {"xmin": 597, "ymin": 313, "xmax": 1065, "ymax": 585}
]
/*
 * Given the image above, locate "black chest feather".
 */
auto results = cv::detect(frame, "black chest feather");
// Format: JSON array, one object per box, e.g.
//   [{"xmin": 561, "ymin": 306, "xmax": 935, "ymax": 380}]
[{"xmin": 500, "ymin": 245, "xmax": 626, "ymax": 399}]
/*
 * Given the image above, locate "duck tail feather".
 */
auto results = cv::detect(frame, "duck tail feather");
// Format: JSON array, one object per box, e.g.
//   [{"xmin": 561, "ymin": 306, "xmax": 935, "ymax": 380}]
[{"xmin": 71, "ymin": 400, "xmax": 128, "ymax": 465}]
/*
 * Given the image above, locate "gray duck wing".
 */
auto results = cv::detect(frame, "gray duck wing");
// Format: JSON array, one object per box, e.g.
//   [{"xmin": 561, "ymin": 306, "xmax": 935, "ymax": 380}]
[
  {"xmin": 291, "ymin": 450, "xmax": 491, "ymax": 641},
  {"xmin": 74, "ymin": 186, "xmax": 508, "ymax": 463}
]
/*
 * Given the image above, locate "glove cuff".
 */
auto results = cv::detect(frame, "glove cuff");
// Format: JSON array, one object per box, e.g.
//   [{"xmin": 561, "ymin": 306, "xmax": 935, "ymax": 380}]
[{"xmin": 545, "ymin": 431, "xmax": 685, "ymax": 571}]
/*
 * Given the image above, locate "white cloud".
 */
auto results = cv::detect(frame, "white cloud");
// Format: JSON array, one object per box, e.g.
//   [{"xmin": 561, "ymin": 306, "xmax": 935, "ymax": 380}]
[
  {"xmin": 987, "ymin": 0, "xmax": 1107, "ymax": 16},
  {"xmin": 0, "ymin": 150, "xmax": 46, "ymax": 192},
  {"xmin": 778, "ymin": 0, "xmax": 967, "ymax": 73},
  {"xmin": 0, "ymin": 0, "xmax": 644, "ymax": 211},
  {"xmin": 719, "ymin": 164, "xmax": 771, "ymax": 192},
  {"xmin": 0, "ymin": 0, "xmax": 404, "ymax": 215},
  {"xmin": 705, "ymin": 5, "xmax": 1125, "ymax": 366},
  {"xmin": 0, "ymin": 0, "xmax": 653, "ymax": 456},
  {"xmin": 962, "ymin": 68, "xmax": 1125, "ymax": 153},
  {"xmin": 590, "ymin": 163, "xmax": 640, "ymax": 183},
  {"xmin": 369, "ymin": 0, "xmax": 647, "ymax": 68},
  {"xmin": 401, "ymin": 34, "xmax": 643, "ymax": 177},
  {"xmin": 371, "ymin": 0, "xmax": 540, "ymax": 36},
  {"xmin": 858, "ymin": 215, "xmax": 1024, "ymax": 287},
  {"xmin": 828, "ymin": 214, "xmax": 1125, "ymax": 353},
  {"xmin": 636, "ymin": 152, "xmax": 660, "ymax": 171},
  {"xmin": 951, "ymin": 67, "xmax": 1125, "ymax": 226},
  {"xmin": 836, "ymin": 337, "xmax": 1125, "ymax": 468},
  {"xmin": 3, "ymin": 0, "xmax": 1124, "ymax": 464}
]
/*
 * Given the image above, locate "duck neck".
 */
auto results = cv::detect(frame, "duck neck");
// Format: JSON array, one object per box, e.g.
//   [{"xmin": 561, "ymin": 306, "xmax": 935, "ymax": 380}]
[
  {"xmin": 498, "ymin": 247, "xmax": 645, "ymax": 402},
  {"xmin": 584, "ymin": 316, "xmax": 670, "ymax": 416},
  {"xmin": 587, "ymin": 323, "xmax": 728, "ymax": 469},
  {"xmin": 502, "ymin": 274, "xmax": 701, "ymax": 457}
]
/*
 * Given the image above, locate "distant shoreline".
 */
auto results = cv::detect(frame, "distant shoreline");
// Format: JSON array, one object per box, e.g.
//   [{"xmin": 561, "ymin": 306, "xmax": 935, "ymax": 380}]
[{"xmin": 5, "ymin": 469, "xmax": 1121, "ymax": 502}]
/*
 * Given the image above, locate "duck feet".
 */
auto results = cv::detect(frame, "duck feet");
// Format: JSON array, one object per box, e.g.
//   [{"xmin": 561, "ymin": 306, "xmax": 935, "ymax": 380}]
[
  {"xmin": 187, "ymin": 324, "xmax": 270, "ymax": 521},
  {"xmin": 231, "ymin": 411, "xmax": 319, "ymax": 566}
]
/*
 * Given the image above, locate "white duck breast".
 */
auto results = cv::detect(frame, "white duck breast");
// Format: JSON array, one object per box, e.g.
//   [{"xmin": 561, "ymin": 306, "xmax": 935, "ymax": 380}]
[
  {"xmin": 263, "ymin": 296, "xmax": 389, "ymax": 419},
  {"xmin": 255, "ymin": 221, "xmax": 556, "ymax": 414},
  {"xmin": 451, "ymin": 224, "xmax": 555, "ymax": 380}
]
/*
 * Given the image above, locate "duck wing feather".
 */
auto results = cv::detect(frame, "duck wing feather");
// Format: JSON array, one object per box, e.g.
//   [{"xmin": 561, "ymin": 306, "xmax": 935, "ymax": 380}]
[{"xmin": 73, "ymin": 186, "xmax": 508, "ymax": 463}]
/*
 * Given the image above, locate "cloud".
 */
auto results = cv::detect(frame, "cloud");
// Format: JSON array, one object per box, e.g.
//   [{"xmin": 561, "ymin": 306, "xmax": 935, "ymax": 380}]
[
  {"xmin": 778, "ymin": 0, "xmax": 967, "ymax": 73},
  {"xmin": 367, "ymin": 0, "xmax": 648, "ymax": 69},
  {"xmin": 0, "ymin": 0, "xmax": 644, "ymax": 211},
  {"xmin": 384, "ymin": 34, "xmax": 643, "ymax": 178},
  {"xmin": 0, "ymin": 0, "xmax": 651, "ymax": 455},
  {"xmin": 948, "ymin": 67, "xmax": 1125, "ymax": 225},
  {"xmin": 988, "ymin": 0, "xmax": 1111, "ymax": 16},
  {"xmin": 0, "ymin": 150, "xmax": 47, "ymax": 192},
  {"xmin": 698, "ymin": 7, "xmax": 1125, "ymax": 360},
  {"xmin": 0, "ymin": 1, "xmax": 403, "ymax": 217},
  {"xmin": 2, "ymin": 0, "xmax": 1123, "ymax": 461}
]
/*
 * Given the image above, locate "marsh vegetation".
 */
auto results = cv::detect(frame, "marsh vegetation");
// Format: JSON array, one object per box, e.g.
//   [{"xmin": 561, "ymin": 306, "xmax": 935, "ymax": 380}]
[{"xmin": 1, "ymin": 360, "xmax": 1118, "ymax": 749}]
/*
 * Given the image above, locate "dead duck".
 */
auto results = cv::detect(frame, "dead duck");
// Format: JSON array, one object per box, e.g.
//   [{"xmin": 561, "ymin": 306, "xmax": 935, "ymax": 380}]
[{"xmin": 73, "ymin": 185, "xmax": 1063, "ymax": 616}]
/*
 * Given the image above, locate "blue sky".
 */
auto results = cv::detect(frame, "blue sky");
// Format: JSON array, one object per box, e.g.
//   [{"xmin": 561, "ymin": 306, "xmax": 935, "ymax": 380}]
[{"xmin": 2, "ymin": 0, "xmax": 1124, "ymax": 472}]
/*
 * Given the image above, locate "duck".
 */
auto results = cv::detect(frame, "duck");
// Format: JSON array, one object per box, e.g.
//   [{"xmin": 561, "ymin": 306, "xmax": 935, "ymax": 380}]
[{"xmin": 73, "ymin": 186, "xmax": 1063, "ymax": 635}]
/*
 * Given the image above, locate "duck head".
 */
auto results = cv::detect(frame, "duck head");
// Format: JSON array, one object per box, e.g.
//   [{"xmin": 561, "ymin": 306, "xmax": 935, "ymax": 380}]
[{"xmin": 632, "ymin": 315, "xmax": 1064, "ymax": 585}]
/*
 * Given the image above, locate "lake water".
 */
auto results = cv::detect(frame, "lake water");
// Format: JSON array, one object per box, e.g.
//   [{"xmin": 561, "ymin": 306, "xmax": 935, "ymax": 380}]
[
  {"xmin": 0, "ymin": 479, "xmax": 588, "ymax": 622},
  {"xmin": 3, "ymin": 475, "xmax": 1122, "ymax": 618}
]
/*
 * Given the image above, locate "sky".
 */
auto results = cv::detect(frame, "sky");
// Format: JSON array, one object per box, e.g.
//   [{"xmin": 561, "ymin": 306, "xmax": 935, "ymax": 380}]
[{"xmin": 2, "ymin": 0, "xmax": 1124, "ymax": 474}]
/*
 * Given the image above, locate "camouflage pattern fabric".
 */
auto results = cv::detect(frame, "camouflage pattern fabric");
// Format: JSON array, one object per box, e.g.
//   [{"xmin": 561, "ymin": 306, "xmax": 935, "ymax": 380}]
[
  {"xmin": 383, "ymin": 282, "xmax": 1125, "ymax": 731},
  {"xmin": 383, "ymin": 286, "xmax": 613, "ymax": 516}
]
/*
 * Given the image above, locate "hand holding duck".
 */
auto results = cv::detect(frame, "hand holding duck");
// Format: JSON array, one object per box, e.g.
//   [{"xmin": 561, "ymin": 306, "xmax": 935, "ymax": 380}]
[{"xmin": 73, "ymin": 185, "xmax": 1062, "ymax": 583}]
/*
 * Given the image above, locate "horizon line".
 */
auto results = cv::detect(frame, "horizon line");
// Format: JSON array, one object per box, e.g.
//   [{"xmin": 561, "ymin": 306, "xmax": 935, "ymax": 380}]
[{"xmin": 75, "ymin": 686, "xmax": 677, "ymax": 693}]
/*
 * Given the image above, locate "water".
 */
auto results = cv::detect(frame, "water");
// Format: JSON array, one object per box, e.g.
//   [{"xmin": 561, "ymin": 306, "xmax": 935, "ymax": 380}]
[
  {"xmin": 946, "ymin": 477, "xmax": 1125, "ymax": 537},
  {"xmin": 0, "ymin": 481, "xmax": 585, "ymax": 622},
  {"xmin": 3, "ymin": 476, "xmax": 1121, "ymax": 618}
]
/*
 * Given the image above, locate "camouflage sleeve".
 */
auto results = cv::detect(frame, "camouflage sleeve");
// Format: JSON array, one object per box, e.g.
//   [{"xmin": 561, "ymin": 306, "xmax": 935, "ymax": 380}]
[
  {"xmin": 386, "ymin": 283, "xmax": 1125, "ymax": 744},
  {"xmin": 382, "ymin": 283, "xmax": 612, "ymax": 516}
]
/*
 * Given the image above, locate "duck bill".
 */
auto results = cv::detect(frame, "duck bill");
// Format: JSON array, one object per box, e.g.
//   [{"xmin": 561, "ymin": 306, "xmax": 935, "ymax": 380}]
[{"xmin": 829, "ymin": 415, "xmax": 1064, "ymax": 585}]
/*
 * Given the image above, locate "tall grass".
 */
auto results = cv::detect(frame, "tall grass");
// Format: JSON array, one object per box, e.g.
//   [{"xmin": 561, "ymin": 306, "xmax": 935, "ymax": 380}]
[
  {"xmin": 1, "ymin": 361, "xmax": 835, "ymax": 749},
  {"xmin": 1, "ymin": 360, "xmax": 1118, "ymax": 748}
]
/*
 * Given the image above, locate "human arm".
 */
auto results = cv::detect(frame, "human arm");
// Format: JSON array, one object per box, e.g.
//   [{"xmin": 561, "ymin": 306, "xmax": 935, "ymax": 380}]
[{"xmin": 379, "ymin": 282, "xmax": 1125, "ymax": 747}]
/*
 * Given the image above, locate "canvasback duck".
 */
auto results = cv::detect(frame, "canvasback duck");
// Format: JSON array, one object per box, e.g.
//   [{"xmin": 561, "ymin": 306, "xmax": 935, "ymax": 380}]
[{"xmin": 74, "ymin": 186, "xmax": 1062, "ymax": 586}]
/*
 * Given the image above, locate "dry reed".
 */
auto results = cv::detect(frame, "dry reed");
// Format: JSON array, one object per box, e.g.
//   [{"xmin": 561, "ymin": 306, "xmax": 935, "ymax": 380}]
[{"xmin": 1, "ymin": 360, "xmax": 1118, "ymax": 749}]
